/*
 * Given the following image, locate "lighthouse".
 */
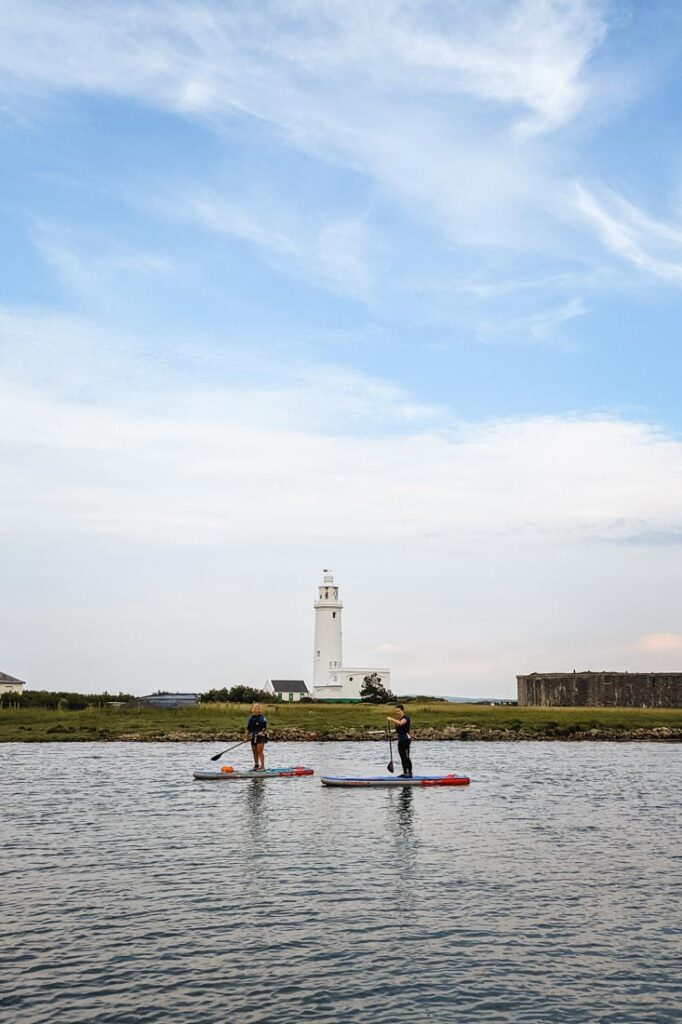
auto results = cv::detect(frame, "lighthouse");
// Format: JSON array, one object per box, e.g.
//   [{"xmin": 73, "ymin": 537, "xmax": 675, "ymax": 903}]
[
  {"xmin": 312, "ymin": 571, "xmax": 391, "ymax": 701},
  {"xmin": 313, "ymin": 571, "xmax": 343, "ymax": 688}
]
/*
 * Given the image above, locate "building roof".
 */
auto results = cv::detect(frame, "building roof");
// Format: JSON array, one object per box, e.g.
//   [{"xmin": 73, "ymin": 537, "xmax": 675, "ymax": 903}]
[
  {"xmin": 0, "ymin": 671, "xmax": 25, "ymax": 685},
  {"xmin": 139, "ymin": 692, "xmax": 199, "ymax": 701},
  {"xmin": 270, "ymin": 680, "xmax": 309, "ymax": 693}
]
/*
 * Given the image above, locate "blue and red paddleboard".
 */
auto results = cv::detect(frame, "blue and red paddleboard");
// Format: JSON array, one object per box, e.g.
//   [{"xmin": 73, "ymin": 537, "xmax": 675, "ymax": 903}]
[
  {"xmin": 320, "ymin": 774, "xmax": 470, "ymax": 788},
  {"xmin": 193, "ymin": 766, "xmax": 314, "ymax": 781}
]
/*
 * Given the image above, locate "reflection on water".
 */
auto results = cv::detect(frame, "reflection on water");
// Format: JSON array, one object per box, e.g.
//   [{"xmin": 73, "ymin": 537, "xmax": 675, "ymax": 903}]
[
  {"xmin": 396, "ymin": 786, "xmax": 415, "ymax": 833},
  {"xmin": 245, "ymin": 775, "xmax": 267, "ymax": 828},
  {"xmin": 1, "ymin": 740, "xmax": 680, "ymax": 1024},
  {"xmin": 391, "ymin": 788, "xmax": 418, "ymax": 884}
]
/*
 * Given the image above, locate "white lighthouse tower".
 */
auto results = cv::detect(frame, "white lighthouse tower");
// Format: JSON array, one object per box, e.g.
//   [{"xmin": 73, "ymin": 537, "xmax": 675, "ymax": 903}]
[
  {"xmin": 313, "ymin": 570, "xmax": 343, "ymax": 689},
  {"xmin": 312, "ymin": 570, "xmax": 391, "ymax": 701}
]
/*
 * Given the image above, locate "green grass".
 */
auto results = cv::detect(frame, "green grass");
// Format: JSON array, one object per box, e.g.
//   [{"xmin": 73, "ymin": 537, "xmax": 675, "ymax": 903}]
[{"xmin": 0, "ymin": 702, "xmax": 680, "ymax": 742}]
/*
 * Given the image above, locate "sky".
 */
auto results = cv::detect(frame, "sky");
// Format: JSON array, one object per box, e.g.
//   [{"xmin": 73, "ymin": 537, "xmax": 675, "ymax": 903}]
[{"xmin": 2, "ymin": 0, "xmax": 682, "ymax": 697}]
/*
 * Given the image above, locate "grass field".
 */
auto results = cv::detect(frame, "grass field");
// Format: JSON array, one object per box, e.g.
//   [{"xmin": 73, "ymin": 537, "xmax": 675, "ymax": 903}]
[{"xmin": 1, "ymin": 702, "xmax": 680, "ymax": 742}]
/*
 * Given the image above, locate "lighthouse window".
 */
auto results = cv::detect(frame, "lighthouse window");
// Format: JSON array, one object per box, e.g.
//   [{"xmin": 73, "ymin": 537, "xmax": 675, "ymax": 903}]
[
  {"xmin": 349, "ymin": 676, "xmax": 353, "ymax": 682},
  {"xmin": 316, "ymin": 650, "xmax": 320, "ymax": 659},
  {"xmin": 332, "ymin": 612, "xmax": 336, "ymax": 618}
]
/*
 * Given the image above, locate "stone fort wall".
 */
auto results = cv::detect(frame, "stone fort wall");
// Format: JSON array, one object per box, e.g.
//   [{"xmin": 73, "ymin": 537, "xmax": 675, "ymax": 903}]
[{"xmin": 517, "ymin": 672, "xmax": 682, "ymax": 708}]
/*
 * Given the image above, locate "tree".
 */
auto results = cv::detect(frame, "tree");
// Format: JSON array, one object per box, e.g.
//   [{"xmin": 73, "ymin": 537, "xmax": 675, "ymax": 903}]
[
  {"xmin": 200, "ymin": 685, "xmax": 279, "ymax": 703},
  {"xmin": 0, "ymin": 689, "xmax": 130, "ymax": 710},
  {"xmin": 360, "ymin": 673, "xmax": 395, "ymax": 703}
]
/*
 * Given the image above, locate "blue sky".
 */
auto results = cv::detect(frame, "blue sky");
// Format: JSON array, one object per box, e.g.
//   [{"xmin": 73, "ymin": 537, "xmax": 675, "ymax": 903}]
[{"xmin": 2, "ymin": 0, "xmax": 682, "ymax": 695}]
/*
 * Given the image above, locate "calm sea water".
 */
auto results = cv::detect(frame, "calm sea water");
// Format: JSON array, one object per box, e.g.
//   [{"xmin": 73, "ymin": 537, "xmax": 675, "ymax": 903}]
[{"xmin": 1, "ymin": 741, "xmax": 680, "ymax": 1024}]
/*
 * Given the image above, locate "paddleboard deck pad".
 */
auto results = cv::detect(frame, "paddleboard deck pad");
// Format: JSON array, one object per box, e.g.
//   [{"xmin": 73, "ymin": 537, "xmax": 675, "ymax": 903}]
[
  {"xmin": 193, "ymin": 766, "xmax": 314, "ymax": 781},
  {"xmin": 320, "ymin": 774, "xmax": 470, "ymax": 788}
]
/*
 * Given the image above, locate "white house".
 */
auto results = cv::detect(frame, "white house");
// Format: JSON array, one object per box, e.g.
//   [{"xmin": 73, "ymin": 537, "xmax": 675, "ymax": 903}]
[
  {"xmin": 0, "ymin": 671, "xmax": 25, "ymax": 695},
  {"xmin": 312, "ymin": 572, "xmax": 390, "ymax": 701},
  {"xmin": 265, "ymin": 679, "xmax": 309, "ymax": 702}
]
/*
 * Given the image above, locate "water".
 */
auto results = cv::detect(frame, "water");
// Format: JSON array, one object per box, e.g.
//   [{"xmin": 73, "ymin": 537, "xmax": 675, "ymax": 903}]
[{"xmin": 1, "ymin": 741, "xmax": 680, "ymax": 1024}]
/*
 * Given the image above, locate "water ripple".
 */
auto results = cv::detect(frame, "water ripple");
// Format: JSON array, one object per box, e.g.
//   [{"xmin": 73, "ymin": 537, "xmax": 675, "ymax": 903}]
[{"xmin": 1, "ymin": 741, "xmax": 680, "ymax": 1023}]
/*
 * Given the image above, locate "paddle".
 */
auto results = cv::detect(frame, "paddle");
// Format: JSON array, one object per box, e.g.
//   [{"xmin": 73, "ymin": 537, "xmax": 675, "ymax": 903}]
[
  {"xmin": 386, "ymin": 727, "xmax": 395, "ymax": 774},
  {"xmin": 210, "ymin": 739, "xmax": 248, "ymax": 762}
]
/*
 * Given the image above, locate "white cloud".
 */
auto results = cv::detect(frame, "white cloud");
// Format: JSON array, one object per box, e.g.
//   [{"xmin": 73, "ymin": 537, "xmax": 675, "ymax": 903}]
[
  {"xmin": 272, "ymin": 0, "xmax": 608, "ymax": 135},
  {"xmin": 0, "ymin": 1, "xmax": 613, "ymax": 252},
  {"xmin": 2, "ymin": 308, "xmax": 682, "ymax": 694},
  {"xmin": 0, "ymin": 1, "xmax": 608, "ymax": 132},
  {"xmin": 3, "ymin": 0, "xmax": 682, "ymax": 692},
  {"xmin": 3, "ymin": 0, "xmax": 678, "ymax": 308},
  {"xmin": 574, "ymin": 184, "xmax": 682, "ymax": 281},
  {"xmin": 3, "ymin": 371, "xmax": 682, "ymax": 546},
  {"xmin": 9, "ymin": 0, "xmax": 672, "ymax": 316}
]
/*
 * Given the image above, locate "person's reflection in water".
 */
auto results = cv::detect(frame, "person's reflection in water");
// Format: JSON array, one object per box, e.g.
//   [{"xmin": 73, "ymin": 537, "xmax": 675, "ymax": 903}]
[
  {"xmin": 237, "ymin": 780, "xmax": 269, "ymax": 944},
  {"xmin": 397, "ymin": 787, "xmax": 415, "ymax": 835},
  {"xmin": 244, "ymin": 776, "xmax": 267, "ymax": 849},
  {"xmin": 392, "ymin": 787, "xmax": 418, "ymax": 884}
]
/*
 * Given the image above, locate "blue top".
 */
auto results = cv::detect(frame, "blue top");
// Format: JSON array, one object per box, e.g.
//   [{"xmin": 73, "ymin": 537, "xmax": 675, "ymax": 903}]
[
  {"xmin": 247, "ymin": 713, "xmax": 267, "ymax": 739},
  {"xmin": 395, "ymin": 714, "xmax": 411, "ymax": 742}
]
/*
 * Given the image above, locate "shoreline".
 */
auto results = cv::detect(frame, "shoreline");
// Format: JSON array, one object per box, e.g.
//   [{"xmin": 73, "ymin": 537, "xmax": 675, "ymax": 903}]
[
  {"xmin": 5, "ymin": 727, "xmax": 681, "ymax": 743},
  {"xmin": 3, "ymin": 703, "xmax": 680, "ymax": 743}
]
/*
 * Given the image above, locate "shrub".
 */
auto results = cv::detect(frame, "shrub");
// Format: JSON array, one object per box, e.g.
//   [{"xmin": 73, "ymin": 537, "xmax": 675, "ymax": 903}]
[
  {"xmin": 360, "ymin": 673, "xmax": 395, "ymax": 704},
  {"xmin": 200, "ymin": 685, "xmax": 280, "ymax": 704},
  {"xmin": 0, "ymin": 689, "xmax": 131, "ymax": 710}
]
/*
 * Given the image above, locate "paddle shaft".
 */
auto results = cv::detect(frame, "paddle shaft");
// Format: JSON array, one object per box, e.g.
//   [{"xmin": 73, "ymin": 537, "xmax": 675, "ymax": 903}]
[
  {"xmin": 386, "ymin": 727, "xmax": 395, "ymax": 773},
  {"xmin": 210, "ymin": 739, "xmax": 248, "ymax": 762}
]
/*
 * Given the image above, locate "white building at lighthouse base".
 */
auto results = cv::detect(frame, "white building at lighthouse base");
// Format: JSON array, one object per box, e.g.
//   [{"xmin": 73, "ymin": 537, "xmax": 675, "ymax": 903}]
[
  {"xmin": 312, "ymin": 571, "xmax": 390, "ymax": 701},
  {"xmin": 314, "ymin": 666, "xmax": 391, "ymax": 701}
]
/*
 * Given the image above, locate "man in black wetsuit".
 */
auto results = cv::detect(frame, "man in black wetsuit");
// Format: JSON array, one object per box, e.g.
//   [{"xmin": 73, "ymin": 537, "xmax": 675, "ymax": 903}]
[{"xmin": 387, "ymin": 704, "xmax": 412, "ymax": 778}]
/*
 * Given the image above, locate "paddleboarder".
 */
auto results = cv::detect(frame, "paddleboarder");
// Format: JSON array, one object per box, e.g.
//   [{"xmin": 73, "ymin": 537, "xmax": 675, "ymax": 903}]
[
  {"xmin": 245, "ymin": 702, "xmax": 267, "ymax": 771},
  {"xmin": 387, "ymin": 704, "xmax": 412, "ymax": 778}
]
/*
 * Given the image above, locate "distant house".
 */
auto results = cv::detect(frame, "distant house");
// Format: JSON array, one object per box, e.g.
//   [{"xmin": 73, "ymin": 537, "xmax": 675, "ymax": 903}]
[
  {"xmin": 0, "ymin": 671, "xmax": 25, "ymax": 695},
  {"xmin": 265, "ymin": 679, "xmax": 309, "ymax": 703},
  {"xmin": 139, "ymin": 692, "xmax": 199, "ymax": 708}
]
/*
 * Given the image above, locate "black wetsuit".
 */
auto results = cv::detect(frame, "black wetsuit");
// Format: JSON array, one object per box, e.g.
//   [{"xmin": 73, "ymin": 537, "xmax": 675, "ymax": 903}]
[{"xmin": 396, "ymin": 714, "xmax": 412, "ymax": 776}]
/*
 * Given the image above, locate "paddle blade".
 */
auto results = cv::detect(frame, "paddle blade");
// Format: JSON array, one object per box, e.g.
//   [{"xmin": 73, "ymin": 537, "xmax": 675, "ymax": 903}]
[
  {"xmin": 387, "ymin": 760, "xmax": 394, "ymax": 774},
  {"xmin": 210, "ymin": 751, "xmax": 223, "ymax": 761}
]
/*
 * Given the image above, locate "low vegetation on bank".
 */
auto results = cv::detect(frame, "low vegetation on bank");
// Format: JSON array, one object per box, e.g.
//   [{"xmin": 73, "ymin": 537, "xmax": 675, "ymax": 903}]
[{"xmin": 1, "ymin": 702, "xmax": 680, "ymax": 743}]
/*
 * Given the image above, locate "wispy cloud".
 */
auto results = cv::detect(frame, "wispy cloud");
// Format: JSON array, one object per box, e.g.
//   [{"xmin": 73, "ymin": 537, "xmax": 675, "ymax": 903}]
[
  {"xmin": 5, "ymin": 0, "xmax": 672, "ymax": 327},
  {"xmin": 0, "ymin": 1, "xmax": 609, "ymax": 133},
  {"xmin": 2, "ymin": 0, "xmax": 678, "ymax": 316},
  {"xmin": 477, "ymin": 297, "xmax": 587, "ymax": 343},
  {"xmin": 574, "ymin": 184, "xmax": 682, "ymax": 281},
  {"xmin": 0, "ymin": 2, "xmax": 612, "ymax": 248},
  {"xmin": 31, "ymin": 220, "xmax": 173, "ymax": 300},
  {"xmin": 183, "ymin": 193, "xmax": 373, "ymax": 300}
]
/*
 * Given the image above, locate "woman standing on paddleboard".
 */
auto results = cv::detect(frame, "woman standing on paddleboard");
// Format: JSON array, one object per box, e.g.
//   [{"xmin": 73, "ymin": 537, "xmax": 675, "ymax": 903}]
[
  {"xmin": 245, "ymin": 703, "xmax": 267, "ymax": 771},
  {"xmin": 387, "ymin": 704, "xmax": 412, "ymax": 778}
]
